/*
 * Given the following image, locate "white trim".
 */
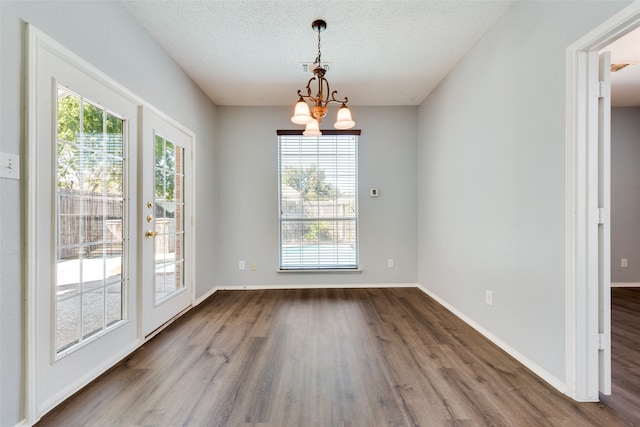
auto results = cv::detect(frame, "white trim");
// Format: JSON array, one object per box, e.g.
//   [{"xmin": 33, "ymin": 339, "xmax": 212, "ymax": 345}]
[
  {"xmin": 611, "ymin": 282, "xmax": 640, "ymax": 288},
  {"xmin": 215, "ymin": 283, "xmax": 419, "ymax": 291},
  {"xmin": 144, "ymin": 306, "xmax": 193, "ymax": 341},
  {"xmin": 194, "ymin": 287, "xmax": 219, "ymax": 305},
  {"xmin": 565, "ymin": 0, "xmax": 640, "ymax": 402},
  {"xmin": 36, "ymin": 341, "xmax": 142, "ymax": 418},
  {"xmin": 418, "ymin": 286, "xmax": 567, "ymax": 394},
  {"xmin": 277, "ymin": 269, "xmax": 362, "ymax": 273},
  {"xmin": 25, "ymin": 23, "xmax": 39, "ymax": 425}
]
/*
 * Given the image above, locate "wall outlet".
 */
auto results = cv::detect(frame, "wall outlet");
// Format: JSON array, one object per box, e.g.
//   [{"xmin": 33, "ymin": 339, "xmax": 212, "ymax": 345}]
[
  {"xmin": 251, "ymin": 262, "xmax": 257, "ymax": 271},
  {"xmin": 621, "ymin": 258, "xmax": 628, "ymax": 268},
  {"xmin": 239, "ymin": 260, "xmax": 245, "ymax": 270},
  {"xmin": 387, "ymin": 259, "xmax": 394, "ymax": 268},
  {"xmin": 485, "ymin": 290, "xmax": 493, "ymax": 306}
]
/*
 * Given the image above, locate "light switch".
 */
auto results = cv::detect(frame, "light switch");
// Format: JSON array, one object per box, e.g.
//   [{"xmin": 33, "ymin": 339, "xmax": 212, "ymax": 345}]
[{"xmin": 0, "ymin": 152, "xmax": 19, "ymax": 180}]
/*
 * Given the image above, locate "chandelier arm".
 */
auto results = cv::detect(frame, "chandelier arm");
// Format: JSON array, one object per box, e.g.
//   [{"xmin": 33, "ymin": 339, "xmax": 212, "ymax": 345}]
[
  {"xmin": 305, "ymin": 76, "xmax": 317, "ymax": 99},
  {"xmin": 316, "ymin": 76, "xmax": 329, "ymax": 106},
  {"xmin": 317, "ymin": 76, "xmax": 328, "ymax": 105},
  {"xmin": 329, "ymin": 91, "xmax": 349, "ymax": 105},
  {"xmin": 298, "ymin": 92, "xmax": 319, "ymax": 106},
  {"xmin": 296, "ymin": 77, "xmax": 316, "ymax": 102}
]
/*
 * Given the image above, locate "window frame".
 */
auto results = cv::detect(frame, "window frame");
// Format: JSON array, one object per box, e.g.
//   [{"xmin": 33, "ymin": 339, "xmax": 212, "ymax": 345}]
[{"xmin": 277, "ymin": 130, "xmax": 361, "ymax": 272}]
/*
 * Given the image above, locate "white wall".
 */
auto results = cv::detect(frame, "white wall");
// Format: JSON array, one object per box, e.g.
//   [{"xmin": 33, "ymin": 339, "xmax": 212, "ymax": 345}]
[
  {"xmin": 611, "ymin": 107, "xmax": 640, "ymax": 282},
  {"xmin": 217, "ymin": 106, "xmax": 418, "ymax": 287},
  {"xmin": 0, "ymin": 2, "xmax": 218, "ymax": 425},
  {"xmin": 417, "ymin": 0, "xmax": 631, "ymax": 385}
]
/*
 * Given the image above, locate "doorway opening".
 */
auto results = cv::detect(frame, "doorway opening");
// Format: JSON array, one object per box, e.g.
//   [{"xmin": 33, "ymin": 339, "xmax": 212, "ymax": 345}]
[
  {"xmin": 603, "ymin": 24, "xmax": 640, "ymax": 414},
  {"xmin": 565, "ymin": 0, "xmax": 640, "ymax": 402}
]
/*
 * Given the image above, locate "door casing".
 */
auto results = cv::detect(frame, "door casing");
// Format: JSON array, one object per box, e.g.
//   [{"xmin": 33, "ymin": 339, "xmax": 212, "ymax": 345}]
[{"xmin": 564, "ymin": 0, "xmax": 640, "ymax": 402}]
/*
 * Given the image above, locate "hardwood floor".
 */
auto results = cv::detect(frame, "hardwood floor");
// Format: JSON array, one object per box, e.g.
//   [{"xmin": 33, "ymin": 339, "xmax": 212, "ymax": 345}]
[
  {"xmin": 600, "ymin": 287, "xmax": 640, "ymax": 424},
  {"xmin": 37, "ymin": 288, "xmax": 637, "ymax": 426}
]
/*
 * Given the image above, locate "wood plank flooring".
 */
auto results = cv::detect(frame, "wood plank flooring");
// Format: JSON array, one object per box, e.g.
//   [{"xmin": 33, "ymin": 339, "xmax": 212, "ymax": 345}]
[
  {"xmin": 600, "ymin": 287, "xmax": 640, "ymax": 425},
  {"xmin": 37, "ymin": 288, "xmax": 637, "ymax": 426}
]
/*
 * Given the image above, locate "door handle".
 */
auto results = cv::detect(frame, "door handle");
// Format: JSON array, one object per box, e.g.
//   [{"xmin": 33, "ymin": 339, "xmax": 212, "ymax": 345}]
[{"xmin": 145, "ymin": 230, "xmax": 158, "ymax": 238}]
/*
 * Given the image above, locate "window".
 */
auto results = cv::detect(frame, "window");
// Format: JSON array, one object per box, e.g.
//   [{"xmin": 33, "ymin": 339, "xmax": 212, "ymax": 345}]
[
  {"xmin": 153, "ymin": 133, "xmax": 186, "ymax": 301},
  {"xmin": 278, "ymin": 131, "xmax": 359, "ymax": 270},
  {"xmin": 56, "ymin": 87, "xmax": 125, "ymax": 353}
]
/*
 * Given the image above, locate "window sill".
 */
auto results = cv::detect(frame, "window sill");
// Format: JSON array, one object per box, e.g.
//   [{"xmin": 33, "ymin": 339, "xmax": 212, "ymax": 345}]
[{"xmin": 278, "ymin": 268, "xmax": 362, "ymax": 274}]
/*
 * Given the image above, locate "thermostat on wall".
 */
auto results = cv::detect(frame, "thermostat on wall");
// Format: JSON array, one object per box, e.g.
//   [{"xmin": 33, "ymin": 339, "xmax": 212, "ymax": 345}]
[{"xmin": 370, "ymin": 188, "xmax": 379, "ymax": 197}]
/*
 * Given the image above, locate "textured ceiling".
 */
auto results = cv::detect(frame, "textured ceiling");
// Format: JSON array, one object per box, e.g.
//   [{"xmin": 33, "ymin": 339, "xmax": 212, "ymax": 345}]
[
  {"xmin": 120, "ymin": 0, "xmax": 513, "ymax": 106},
  {"xmin": 121, "ymin": 1, "xmax": 639, "ymax": 107}
]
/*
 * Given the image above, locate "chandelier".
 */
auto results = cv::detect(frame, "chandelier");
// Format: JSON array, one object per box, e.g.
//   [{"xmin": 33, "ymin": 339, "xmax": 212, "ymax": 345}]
[{"xmin": 291, "ymin": 19, "xmax": 355, "ymax": 136}]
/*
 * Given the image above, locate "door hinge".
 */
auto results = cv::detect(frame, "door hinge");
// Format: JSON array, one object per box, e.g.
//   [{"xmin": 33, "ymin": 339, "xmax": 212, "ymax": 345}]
[
  {"xmin": 597, "ymin": 81, "xmax": 609, "ymax": 99},
  {"xmin": 598, "ymin": 333, "xmax": 607, "ymax": 351},
  {"xmin": 597, "ymin": 208, "xmax": 608, "ymax": 225}
]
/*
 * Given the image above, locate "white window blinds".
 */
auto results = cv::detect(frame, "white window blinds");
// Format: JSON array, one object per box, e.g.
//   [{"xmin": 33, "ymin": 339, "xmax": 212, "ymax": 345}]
[{"xmin": 278, "ymin": 132, "xmax": 359, "ymax": 270}]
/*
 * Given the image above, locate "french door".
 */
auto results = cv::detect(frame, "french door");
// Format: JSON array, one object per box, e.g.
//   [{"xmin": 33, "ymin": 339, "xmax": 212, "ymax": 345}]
[
  {"xmin": 140, "ymin": 108, "xmax": 193, "ymax": 337},
  {"xmin": 29, "ymin": 27, "xmax": 193, "ymax": 420},
  {"xmin": 31, "ymin": 36, "xmax": 140, "ymax": 416}
]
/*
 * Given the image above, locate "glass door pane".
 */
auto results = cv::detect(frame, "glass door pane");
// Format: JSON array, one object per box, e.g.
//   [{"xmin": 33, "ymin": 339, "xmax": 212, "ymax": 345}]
[
  {"xmin": 55, "ymin": 87, "xmax": 125, "ymax": 354},
  {"xmin": 153, "ymin": 134, "xmax": 185, "ymax": 304}
]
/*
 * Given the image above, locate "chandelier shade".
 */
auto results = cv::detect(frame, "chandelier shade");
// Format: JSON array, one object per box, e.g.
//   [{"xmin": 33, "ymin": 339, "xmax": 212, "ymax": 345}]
[
  {"xmin": 303, "ymin": 119, "xmax": 322, "ymax": 137},
  {"xmin": 290, "ymin": 19, "xmax": 355, "ymax": 136},
  {"xmin": 291, "ymin": 99, "xmax": 313, "ymax": 124},
  {"xmin": 334, "ymin": 104, "xmax": 356, "ymax": 130}
]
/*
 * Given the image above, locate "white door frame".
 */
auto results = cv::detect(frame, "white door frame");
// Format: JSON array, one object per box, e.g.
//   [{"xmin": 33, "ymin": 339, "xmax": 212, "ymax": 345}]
[{"xmin": 565, "ymin": 0, "xmax": 640, "ymax": 402}]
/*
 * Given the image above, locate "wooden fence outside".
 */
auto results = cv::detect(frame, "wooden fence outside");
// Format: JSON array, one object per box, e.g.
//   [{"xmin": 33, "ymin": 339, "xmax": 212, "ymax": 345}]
[{"xmin": 57, "ymin": 190, "xmax": 178, "ymax": 259}]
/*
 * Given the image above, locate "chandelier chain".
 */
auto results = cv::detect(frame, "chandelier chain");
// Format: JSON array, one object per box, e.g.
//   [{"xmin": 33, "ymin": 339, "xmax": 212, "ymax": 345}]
[{"xmin": 315, "ymin": 28, "xmax": 322, "ymax": 66}]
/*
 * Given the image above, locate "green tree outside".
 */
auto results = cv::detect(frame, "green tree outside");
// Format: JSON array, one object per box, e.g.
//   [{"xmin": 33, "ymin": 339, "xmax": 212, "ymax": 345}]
[
  {"xmin": 155, "ymin": 135, "xmax": 176, "ymax": 202},
  {"xmin": 281, "ymin": 165, "xmax": 339, "ymax": 242},
  {"xmin": 281, "ymin": 165, "xmax": 338, "ymax": 202},
  {"xmin": 57, "ymin": 92, "xmax": 123, "ymax": 194}
]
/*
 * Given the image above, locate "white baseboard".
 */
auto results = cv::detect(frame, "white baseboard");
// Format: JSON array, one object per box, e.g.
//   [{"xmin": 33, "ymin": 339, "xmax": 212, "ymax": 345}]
[
  {"xmin": 37, "ymin": 340, "xmax": 143, "ymax": 421},
  {"xmin": 194, "ymin": 286, "xmax": 219, "ymax": 305},
  {"xmin": 416, "ymin": 284, "xmax": 567, "ymax": 395},
  {"xmin": 214, "ymin": 283, "xmax": 419, "ymax": 291},
  {"xmin": 611, "ymin": 282, "xmax": 640, "ymax": 288}
]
